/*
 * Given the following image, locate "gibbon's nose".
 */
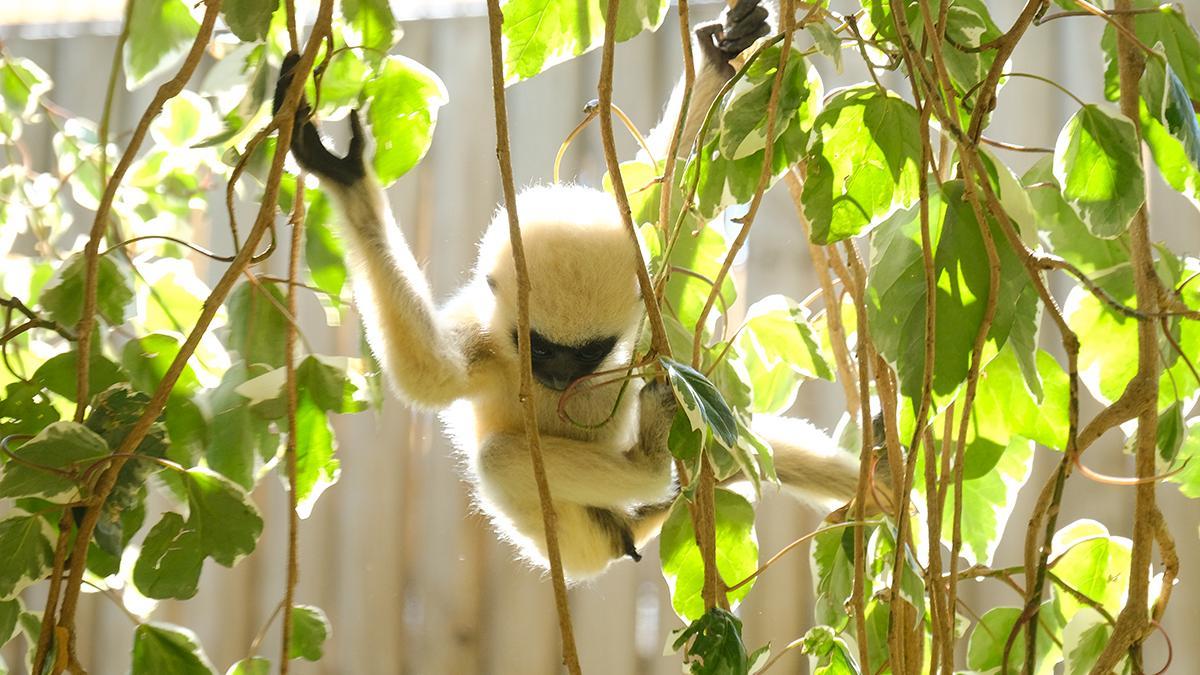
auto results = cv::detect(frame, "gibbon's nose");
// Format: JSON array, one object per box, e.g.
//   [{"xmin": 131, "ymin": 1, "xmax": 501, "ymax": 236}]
[{"xmin": 533, "ymin": 354, "xmax": 582, "ymax": 391}]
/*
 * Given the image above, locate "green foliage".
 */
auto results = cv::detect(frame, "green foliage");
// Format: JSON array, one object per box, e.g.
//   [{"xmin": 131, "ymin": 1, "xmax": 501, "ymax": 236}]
[
  {"xmin": 671, "ymin": 608, "xmax": 769, "ymax": 674},
  {"xmin": 0, "ymin": 516, "xmax": 54, "ymax": 599},
  {"xmin": 1, "ymin": 0, "xmax": 1199, "ymax": 672},
  {"xmin": 804, "ymin": 86, "xmax": 922, "ymax": 244},
  {"xmin": 131, "ymin": 623, "xmax": 216, "ymax": 675},
  {"xmin": 1052, "ymin": 105, "xmax": 1144, "ymax": 237},
  {"xmin": 660, "ymin": 489, "xmax": 758, "ymax": 622},
  {"xmin": 366, "ymin": 56, "xmax": 448, "ymax": 186},
  {"xmin": 501, "ymin": 0, "xmax": 668, "ymax": 83},
  {"xmin": 287, "ymin": 605, "xmax": 331, "ymax": 661},
  {"xmin": 124, "ymin": 0, "xmax": 201, "ymax": 89}
]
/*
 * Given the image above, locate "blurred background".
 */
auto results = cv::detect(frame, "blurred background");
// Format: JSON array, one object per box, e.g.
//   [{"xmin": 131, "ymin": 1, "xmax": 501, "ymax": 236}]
[{"xmin": 1, "ymin": 0, "xmax": 1199, "ymax": 672}]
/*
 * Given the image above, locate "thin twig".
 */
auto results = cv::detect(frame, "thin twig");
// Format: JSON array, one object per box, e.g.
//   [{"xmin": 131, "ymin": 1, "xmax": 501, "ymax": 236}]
[
  {"xmin": 484, "ymin": 2, "xmax": 581, "ymax": 672},
  {"xmin": 279, "ymin": 164, "xmax": 306, "ymax": 673}
]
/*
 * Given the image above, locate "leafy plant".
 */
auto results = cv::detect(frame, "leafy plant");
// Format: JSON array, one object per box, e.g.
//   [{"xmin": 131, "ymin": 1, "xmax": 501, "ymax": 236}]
[{"xmin": 1, "ymin": 0, "xmax": 1198, "ymax": 673}]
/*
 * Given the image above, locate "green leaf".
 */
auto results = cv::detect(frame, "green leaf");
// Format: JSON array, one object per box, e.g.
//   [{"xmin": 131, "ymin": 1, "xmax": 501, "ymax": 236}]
[
  {"xmin": 366, "ymin": 56, "xmax": 448, "ymax": 186},
  {"xmin": 1065, "ymin": 261, "xmax": 1200, "ymax": 411},
  {"xmin": 206, "ymin": 364, "xmax": 276, "ymax": 489},
  {"xmin": 501, "ymin": 0, "xmax": 668, "ymax": 84},
  {"xmin": 40, "ymin": 254, "xmax": 134, "ymax": 327},
  {"xmin": 660, "ymin": 218, "xmax": 736, "ymax": 333},
  {"xmin": 131, "ymin": 623, "xmax": 216, "ymax": 675},
  {"xmin": 1023, "ymin": 158, "xmax": 1126, "ymax": 276},
  {"xmin": 226, "ymin": 657, "xmax": 270, "ymax": 675},
  {"xmin": 122, "ymin": 333, "xmax": 201, "ymax": 397},
  {"xmin": 0, "ymin": 56, "xmax": 51, "ymax": 141},
  {"xmin": 966, "ymin": 603, "xmax": 1062, "ymax": 675},
  {"xmin": 287, "ymin": 605, "xmax": 330, "ymax": 661},
  {"xmin": 225, "ymin": 281, "xmax": 289, "ymax": 369},
  {"xmin": 182, "ymin": 468, "xmax": 263, "ymax": 567},
  {"xmin": 937, "ymin": 435, "xmax": 1035, "ymax": 567},
  {"xmin": 0, "ymin": 598, "xmax": 19, "ymax": 647},
  {"xmin": 0, "ymin": 381, "xmax": 60, "ymax": 439},
  {"xmin": 0, "ymin": 421, "xmax": 109, "ymax": 501},
  {"xmin": 801, "ymin": 624, "xmax": 860, "ymax": 675},
  {"xmin": 302, "ymin": 191, "xmax": 347, "ymax": 307},
  {"xmin": 342, "ymin": 0, "xmax": 399, "ymax": 56},
  {"xmin": 662, "ymin": 358, "xmax": 738, "ymax": 451},
  {"xmin": 867, "ymin": 180, "xmax": 1031, "ymax": 405},
  {"xmin": 84, "ymin": 385, "xmax": 167, "ymax": 555},
  {"xmin": 811, "ymin": 526, "xmax": 855, "ymax": 631},
  {"xmin": 1061, "ymin": 608, "xmax": 1114, "ymax": 675},
  {"xmin": 1050, "ymin": 520, "xmax": 1132, "ymax": 621},
  {"xmin": 734, "ymin": 295, "xmax": 834, "ymax": 415},
  {"xmin": 1167, "ymin": 417, "xmax": 1200, "ymax": 498},
  {"xmin": 1140, "ymin": 54, "xmax": 1200, "ymax": 211},
  {"xmin": 718, "ymin": 46, "xmax": 816, "ymax": 160},
  {"xmin": 133, "ymin": 512, "xmax": 205, "ymax": 600},
  {"xmin": 660, "ymin": 489, "xmax": 758, "ymax": 622},
  {"xmin": 0, "ymin": 515, "xmax": 54, "ymax": 599},
  {"xmin": 0, "ymin": 57, "xmax": 51, "ymax": 121},
  {"xmin": 222, "ymin": 0, "xmax": 275, "ymax": 42},
  {"xmin": 124, "ymin": 0, "xmax": 201, "ymax": 89},
  {"xmin": 293, "ymin": 392, "xmax": 340, "ymax": 518},
  {"xmin": 971, "ymin": 347, "xmax": 1070, "ymax": 453},
  {"xmin": 804, "ymin": 85, "xmax": 922, "ymax": 244},
  {"xmin": 1052, "ymin": 105, "xmax": 1144, "ymax": 238},
  {"xmin": 32, "ymin": 350, "xmax": 126, "ymax": 403},
  {"xmin": 670, "ymin": 607, "xmax": 767, "ymax": 675},
  {"xmin": 1101, "ymin": 1, "xmax": 1200, "ymax": 101}
]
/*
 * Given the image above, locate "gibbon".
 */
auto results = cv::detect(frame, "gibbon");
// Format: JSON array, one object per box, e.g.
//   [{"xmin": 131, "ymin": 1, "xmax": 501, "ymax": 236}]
[{"xmin": 274, "ymin": 0, "xmax": 864, "ymax": 579}]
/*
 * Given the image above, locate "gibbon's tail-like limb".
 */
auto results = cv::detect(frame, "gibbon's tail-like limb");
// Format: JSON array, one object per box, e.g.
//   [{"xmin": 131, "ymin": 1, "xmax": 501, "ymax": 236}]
[{"xmin": 746, "ymin": 415, "xmax": 895, "ymax": 518}]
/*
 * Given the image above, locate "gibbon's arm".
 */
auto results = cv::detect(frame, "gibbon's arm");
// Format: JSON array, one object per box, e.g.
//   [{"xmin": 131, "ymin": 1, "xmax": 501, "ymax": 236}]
[
  {"xmin": 645, "ymin": 0, "xmax": 771, "ymax": 159},
  {"xmin": 274, "ymin": 54, "xmax": 470, "ymax": 408}
]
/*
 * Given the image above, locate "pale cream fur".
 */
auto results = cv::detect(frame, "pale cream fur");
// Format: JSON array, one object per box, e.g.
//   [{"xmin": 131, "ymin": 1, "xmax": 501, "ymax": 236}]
[{"xmin": 318, "ymin": 13, "xmax": 867, "ymax": 580}]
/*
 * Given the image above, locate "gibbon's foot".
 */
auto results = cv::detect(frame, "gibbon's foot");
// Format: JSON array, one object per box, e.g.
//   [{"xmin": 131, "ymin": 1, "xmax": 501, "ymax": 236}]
[
  {"xmin": 695, "ymin": 0, "xmax": 771, "ymax": 68},
  {"xmin": 636, "ymin": 379, "xmax": 678, "ymax": 457},
  {"xmin": 273, "ymin": 52, "xmax": 367, "ymax": 187}
]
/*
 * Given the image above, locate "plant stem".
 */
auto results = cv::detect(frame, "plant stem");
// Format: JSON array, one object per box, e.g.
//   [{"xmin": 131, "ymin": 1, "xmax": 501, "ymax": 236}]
[{"xmin": 484, "ymin": 2, "xmax": 582, "ymax": 672}]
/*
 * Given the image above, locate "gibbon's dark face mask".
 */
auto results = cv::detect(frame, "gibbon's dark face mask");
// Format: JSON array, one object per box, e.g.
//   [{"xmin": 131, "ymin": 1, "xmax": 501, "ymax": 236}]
[{"xmin": 511, "ymin": 330, "xmax": 618, "ymax": 391}]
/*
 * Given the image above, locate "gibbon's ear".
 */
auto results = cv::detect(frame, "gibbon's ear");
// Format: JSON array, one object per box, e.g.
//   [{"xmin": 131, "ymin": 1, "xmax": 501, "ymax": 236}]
[{"xmin": 273, "ymin": 51, "xmax": 367, "ymax": 187}]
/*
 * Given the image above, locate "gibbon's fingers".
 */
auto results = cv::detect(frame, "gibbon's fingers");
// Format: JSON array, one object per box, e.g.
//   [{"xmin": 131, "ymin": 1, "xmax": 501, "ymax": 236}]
[{"xmin": 273, "ymin": 51, "xmax": 365, "ymax": 186}]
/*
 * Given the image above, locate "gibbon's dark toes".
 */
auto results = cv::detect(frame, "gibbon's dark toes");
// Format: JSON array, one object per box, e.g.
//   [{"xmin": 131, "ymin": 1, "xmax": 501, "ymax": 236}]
[
  {"xmin": 727, "ymin": 0, "xmax": 762, "ymax": 24},
  {"xmin": 719, "ymin": 5, "xmax": 770, "ymax": 57}
]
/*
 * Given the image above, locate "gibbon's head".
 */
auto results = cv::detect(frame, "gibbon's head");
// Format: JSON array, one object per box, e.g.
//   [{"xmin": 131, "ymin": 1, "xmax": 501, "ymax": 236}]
[{"xmin": 479, "ymin": 184, "xmax": 645, "ymax": 391}]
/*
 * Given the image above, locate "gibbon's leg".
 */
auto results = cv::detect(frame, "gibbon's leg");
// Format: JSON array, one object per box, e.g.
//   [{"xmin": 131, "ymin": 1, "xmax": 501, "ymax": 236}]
[
  {"xmin": 474, "ymin": 382, "xmax": 676, "ymax": 569},
  {"xmin": 477, "ymin": 382, "xmax": 677, "ymax": 508},
  {"xmin": 646, "ymin": 0, "xmax": 771, "ymax": 158},
  {"xmin": 274, "ymin": 54, "xmax": 471, "ymax": 408}
]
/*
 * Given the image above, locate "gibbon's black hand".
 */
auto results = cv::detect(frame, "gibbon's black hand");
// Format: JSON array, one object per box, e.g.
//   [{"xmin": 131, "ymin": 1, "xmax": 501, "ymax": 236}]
[
  {"xmin": 273, "ymin": 51, "xmax": 367, "ymax": 187},
  {"xmin": 695, "ymin": 0, "xmax": 771, "ymax": 68}
]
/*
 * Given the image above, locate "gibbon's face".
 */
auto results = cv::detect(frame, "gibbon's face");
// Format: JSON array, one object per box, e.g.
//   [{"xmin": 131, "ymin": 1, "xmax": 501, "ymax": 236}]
[{"xmin": 479, "ymin": 185, "xmax": 645, "ymax": 391}]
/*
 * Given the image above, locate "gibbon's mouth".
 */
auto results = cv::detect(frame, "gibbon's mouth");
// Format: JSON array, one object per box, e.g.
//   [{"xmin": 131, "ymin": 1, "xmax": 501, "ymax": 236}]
[{"xmin": 535, "ymin": 372, "xmax": 575, "ymax": 391}]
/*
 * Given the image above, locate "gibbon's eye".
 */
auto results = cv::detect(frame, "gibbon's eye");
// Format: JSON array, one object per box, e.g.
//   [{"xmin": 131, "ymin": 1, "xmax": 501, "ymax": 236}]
[
  {"xmin": 576, "ymin": 337, "xmax": 617, "ymax": 364},
  {"xmin": 526, "ymin": 331, "xmax": 555, "ymax": 360}
]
